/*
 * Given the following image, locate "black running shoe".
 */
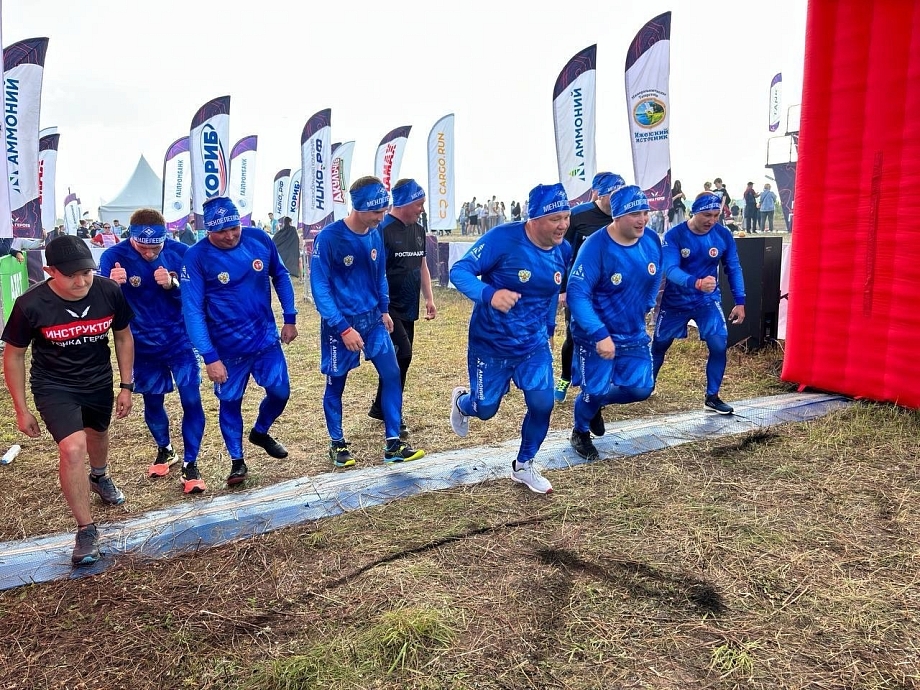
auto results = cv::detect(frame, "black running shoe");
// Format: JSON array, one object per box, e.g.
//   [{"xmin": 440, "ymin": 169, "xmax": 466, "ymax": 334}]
[
  {"xmin": 226, "ymin": 459, "xmax": 248, "ymax": 486},
  {"xmin": 367, "ymin": 406, "xmax": 384, "ymax": 421},
  {"xmin": 148, "ymin": 446, "xmax": 177, "ymax": 477},
  {"xmin": 384, "ymin": 440, "xmax": 425, "ymax": 464},
  {"xmin": 248, "ymin": 429, "xmax": 288, "ymax": 458},
  {"xmin": 329, "ymin": 441, "xmax": 355, "ymax": 468},
  {"xmin": 181, "ymin": 463, "xmax": 206, "ymax": 494},
  {"xmin": 570, "ymin": 429, "xmax": 599, "ymax": 461},
  {"xmin": 589, "ymin": 408, "xmax": 606, "ymax": 437},
  {"xmin": 705, "ymin": 394, "xmax": 734, "ymax": 415}
]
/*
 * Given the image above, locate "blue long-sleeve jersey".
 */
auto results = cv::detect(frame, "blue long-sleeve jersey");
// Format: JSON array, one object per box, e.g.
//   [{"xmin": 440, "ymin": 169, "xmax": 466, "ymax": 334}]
[
  {"xmin": 98, "ymin": 239, "xmax": 192, "ymax": 356},
  {"xmin": 567, "ymin": 228, "xmax": 662, "ymax": 346},
  {"xmin": 660, "ymin": 221, "xmax": 745, "ymax": 311},
  {"xmin": 180, "ymin": 227, "xmax": 297, "ymax": 364},
  {"xmin": 310, "ymin": 219, "xmax": 389, "ymax": 333},
  {"xmin": 450, "ymin": 221, "xmax": 571, "ymax": 355}
]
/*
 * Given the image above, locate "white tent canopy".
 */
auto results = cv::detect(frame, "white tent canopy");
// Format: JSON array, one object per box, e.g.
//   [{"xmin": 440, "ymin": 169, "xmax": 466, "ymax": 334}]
[{"xmin": 97, "ymin": 155, "xmax": 162, "ymax": 225}]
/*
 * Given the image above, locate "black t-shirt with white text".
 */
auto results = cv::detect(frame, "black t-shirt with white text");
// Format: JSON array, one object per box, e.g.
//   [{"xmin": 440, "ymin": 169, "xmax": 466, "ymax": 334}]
[
  {"xmin": 379, "ymin": 214, "xmax": 426, "ymax": 321},
  {"xmin": 1, "ymin": 277, "xmax": 134, "ymax": 394}
]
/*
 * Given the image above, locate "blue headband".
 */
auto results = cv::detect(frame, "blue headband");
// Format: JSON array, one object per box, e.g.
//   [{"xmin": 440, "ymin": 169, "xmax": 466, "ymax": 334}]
[
  {"xmin": 130, "ymin": 223, "xmax": 167, "ymax": 245},
  {"xmin": 592, "ymin": 172, "xmax": 626, "ymax": 197},
  {"xmin": 350, "ymin": 181, "xmax": 390, "ymax": 212},
  {"xmin": 203, "ymin": 197, "xmax": 241, "ymax": 233},
  {"xmin": 391, "ymin": 179, "xmax": 425, "ymax": 207},
  {"xmin": 691, "ymin": 193, "xmax": 723, "ymax": 214},
  {"xmin": 527, "ymin": 183, "xmax": 568, "ymax": 220},
  {"xmin": 610, "ymin": 185, "xmax": 650, "ymax": 218}
]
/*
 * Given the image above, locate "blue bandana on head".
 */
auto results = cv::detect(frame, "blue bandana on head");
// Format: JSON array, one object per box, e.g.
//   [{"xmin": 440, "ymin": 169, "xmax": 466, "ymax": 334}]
[
  {"xmin": 203, "ymin": 197, "xmax": 241, "ymax": 233},
  {"xmin": 130, "ymin": 223, "xmax": 168, "ymax": 245},
  {"xmin": 527, "ymin": 183, "xmax": 569, "ymax": 220},
  {"xmin": 391, "ymin": 179, "xmax": 425, "ymax": 207},
  {"xmin": 691, "ymin": 193, "xmax": 723, "ymax": 215},
  {"xmin": 610, "ymin": 185, "xmax": 650, "ymax": 218},
  {"xmin": 350, "ymin": 181, "xmax": 390, "ymax": 212},
  {"xmin": 592, "ymin": 172, "xmax": 626, "ymax": 197}
]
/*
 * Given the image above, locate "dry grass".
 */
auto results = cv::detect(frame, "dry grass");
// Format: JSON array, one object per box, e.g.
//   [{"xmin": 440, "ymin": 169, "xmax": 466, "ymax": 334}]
[{"xmin": 1, "ymin": 286, "xmax": 917, "ymax": 689}]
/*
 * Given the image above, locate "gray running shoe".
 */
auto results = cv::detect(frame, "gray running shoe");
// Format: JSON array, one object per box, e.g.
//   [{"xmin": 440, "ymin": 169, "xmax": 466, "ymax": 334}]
[
  {"xmin": 72, "ymin": 524, "xmax": 100, "ymax": 566},
  {"xmin": 89, "ymin": 474, "xmax": 125, "ymax": 506}
]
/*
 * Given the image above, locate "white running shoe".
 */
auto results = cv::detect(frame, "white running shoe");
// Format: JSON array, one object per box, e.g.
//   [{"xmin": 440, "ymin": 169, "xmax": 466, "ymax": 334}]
[
  {"xmin": 511, "ymin": 459, "xmax": 553, "ymax": 494},
  {"xmin": 450, "ymin": 387, "xmax": 470, "ymax": 437}
]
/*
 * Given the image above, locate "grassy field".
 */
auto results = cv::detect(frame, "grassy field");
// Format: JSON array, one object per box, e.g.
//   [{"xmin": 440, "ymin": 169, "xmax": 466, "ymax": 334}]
[{"xmin": 0, "ymin": 286, "xmax": 917, "ymax": 689}]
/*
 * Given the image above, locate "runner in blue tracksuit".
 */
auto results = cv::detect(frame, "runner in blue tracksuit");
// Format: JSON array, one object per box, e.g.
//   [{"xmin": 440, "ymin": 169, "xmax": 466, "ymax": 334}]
[
  {"xmin": 99, "ymin": 208, "xmax": 206, "ymax": 493},
  {"xmin": 310, "ymin": 175, "xmax": 426, "ymax": 469},
  {"xmin": 449, "ymin": 183, "xmax": 572, "ymax": 495},
  {"xmin": 652, "ymin": 192, "xmax": 746, "ymax": 414},
  {"xmin": 181, "ymin": 197, "xmax": 298, "ymax": 486},
  {"xmin": 555, "ymin": 171, "xmax": 625, "ymax": 404},
  {"xmin": 566, "ymin": 186, "xmax": 662, "ymax": 461}
]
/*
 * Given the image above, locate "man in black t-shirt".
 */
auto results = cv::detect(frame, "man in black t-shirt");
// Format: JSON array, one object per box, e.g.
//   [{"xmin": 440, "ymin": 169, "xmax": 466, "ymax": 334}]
[
  {"xmin": 367, "ymin": 178, "xmax": 437, "ymax": 439},
  {"xmin": 1, "ymin": 235, "xmax": 135, "ymax": 567}
]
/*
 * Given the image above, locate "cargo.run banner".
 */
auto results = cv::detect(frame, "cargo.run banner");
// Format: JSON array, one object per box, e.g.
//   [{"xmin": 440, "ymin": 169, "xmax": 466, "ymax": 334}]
[
  {"xmin": 272, "ymin": 168, "xmax": 290, "ymax": 218},
  {"xmin": 553, "ymin": 45, "xmax": 597, "ymax": 206},
  {"xmin": 189, "ymin": 95, "xmax": 230, "ymax": 229},
  {"xmin": 374, "ymin": 125, "xmax": 411, "ymax": 192},
  {"xmin": 625, "ymin": 13, "xmax": 671, "ymax": 211},
  {"xmin": 769, "ymin": 72, "xmax": 782, "ymax": 132},
  {"xmin": 229, "ymin": 135, "xmax": 257, "ymax": 226},
  {"xmin": 330, "ymin": 141, "xmax": 354, "ymax": 221},
  {"xmin": 3, "ymin": 37, "xmax": 49, "ymax": 237},
  {"xmin": 300, "ymin": 109, "xmax": 332, "ymax": 237},
  {"xmin": 62, "ymin": 192, "xmax": 81, "ymax": 235},
  {"xmin": 0, "ymin": 5, "xmax": 10, "ymax": 238},
  {"xmin": 162, "ymin": 136, "xmax": 190, "ymax": 233},
  {"xmin": 427, "ymin": 114, "xmax": 455, "ymax": 232},
  {"xmin": 38, "ymin": 126, "xmax": 59, "ymax": 235},
  {"xmin": 285, "ymin": 168, "xmax": 302, "ymax": 228}
]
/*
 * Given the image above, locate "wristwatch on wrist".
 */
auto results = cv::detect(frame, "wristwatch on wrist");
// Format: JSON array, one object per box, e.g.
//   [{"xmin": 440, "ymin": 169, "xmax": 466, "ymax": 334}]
[{"xmin": 119, "ymin": 382, "xmax": 135, "ymax": 392}]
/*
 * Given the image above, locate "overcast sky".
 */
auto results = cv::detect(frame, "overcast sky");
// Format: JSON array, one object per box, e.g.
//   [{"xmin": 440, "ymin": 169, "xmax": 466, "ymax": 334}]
[{"xmin": 5, "ymin": 0, "xmax": 807, "ymax": 221}]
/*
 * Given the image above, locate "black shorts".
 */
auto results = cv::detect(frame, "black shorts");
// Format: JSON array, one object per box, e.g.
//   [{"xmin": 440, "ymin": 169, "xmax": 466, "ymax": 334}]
[
  {"xmin": 468, "ymin": 216, "xmax": 479, "ymax": 226},
  {"xmin": 34, "ymin": 387, "xmax": 114, "ymax": 443}
]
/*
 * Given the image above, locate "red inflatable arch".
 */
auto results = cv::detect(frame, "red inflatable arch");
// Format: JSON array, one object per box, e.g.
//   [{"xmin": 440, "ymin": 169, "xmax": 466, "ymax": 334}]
[{"xmin": 782, "ymin": 0, "xmax": 920, "ymax": 408}]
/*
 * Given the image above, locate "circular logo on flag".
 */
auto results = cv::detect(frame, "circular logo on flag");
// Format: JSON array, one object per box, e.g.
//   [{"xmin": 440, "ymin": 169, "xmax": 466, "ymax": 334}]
[
  {"xmin": 252, "ymin": 259, "xmax": 264, "ymax": 271},
  {"xmin": 648, "ymin": 263, "xmax": 657, "ymax": 276},
  {"xmin": 709, "ymin": 247, "xmax": 719, "ymax": 258},
  {"xmin": 681, "ymin": 248, "xmax": 690, "ymax": 258},
  {"xmin": 371, "ymin": 248, "xmax": 378, "ymax": 261},
  {"xmin": 611, "ymin": 273, "xmax": 622, "ymax": 285},
  {"xmin": 129, "ymin": 276, "xmax": 141, "ymax": 287},
  {"xmin": 344, "ymin": 255, "xmax": 354, "ymax": 266},
  {"xmin": 218, "ymin": 272, "xmax": 230, "ymax": 284},
  {"xmin": 554, "ymin": 271, "xmax": 562, "ymax": 285},
  {"xmin": 633, "ymin": 97, "xmax": 666, "ymax": 129},
  {"xmin": 239, "ymin": 199, "xmax": 248, "ymax": 208},
  {"xmin": 172, "ymin": 201, "xmax": 182, "ymax": 211}
]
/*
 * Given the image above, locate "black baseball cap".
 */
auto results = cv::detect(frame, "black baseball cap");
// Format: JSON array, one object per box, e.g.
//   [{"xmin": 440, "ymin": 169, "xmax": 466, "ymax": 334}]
[{"xmin": 45, "ymin": 235, "xmax": 97, "ymax": 275}]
